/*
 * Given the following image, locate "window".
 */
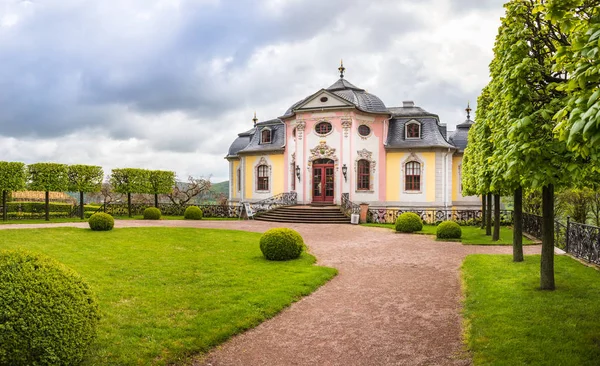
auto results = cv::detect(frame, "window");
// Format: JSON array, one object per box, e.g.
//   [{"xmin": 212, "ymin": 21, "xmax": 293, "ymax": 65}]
[
  {"xmin": 406, "ymin": 122, "xmax": 420, "ymax": 139},
  {"xmin": 261, "ymin": 129, "xmax": 271, "ymax": 144},
  {"xmin": 357, "ymin": 160, "xmax": 370, "ymax": 190},
  {"xmin": 257, "ymin": 165, "xmax": 269, "ymax": 191},
  {"xmin": 320, "ymin": 96, "xmax": 328, "ymax": 102},
  {"xmin": 405, "ymin": 161, "xmax": 421, "ymax": 191},
  {"xmin": 236, "ymin": 169, "xmax": 241, "ymax": 192},
  {"xmin": 315, "ymin": 122, "xmax": 332, "ymax": 135},
  {"xmin": 358, "ymin": 125, "xmax": 371, "ymax": 137}
]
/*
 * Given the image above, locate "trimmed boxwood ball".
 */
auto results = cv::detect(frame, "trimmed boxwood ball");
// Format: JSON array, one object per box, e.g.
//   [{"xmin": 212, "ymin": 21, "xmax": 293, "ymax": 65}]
[
  {"xmin": 184, "ymin": 206, "xmax": 203, "ymax": 220},
  {"xmin": 260, "ymin": 228, "xmax": 305, "ymax": 261},
  {"xmin": 88, "ymin": 212, "xmax": 114, "ymax": 231},
  {"xmin": 436, "ymin": 221, "xmax": 462, "ymax": 239},
  {"xmin": 143, "ymin": 207, "xmax": 162, "ymax": 220},
  {"xmin": 395, "ymin": 212, "xmax": 423, "ymax": 233},
  {"xmin": 0, "ymin": 250, "xmax": 100, "ymax": 365}
]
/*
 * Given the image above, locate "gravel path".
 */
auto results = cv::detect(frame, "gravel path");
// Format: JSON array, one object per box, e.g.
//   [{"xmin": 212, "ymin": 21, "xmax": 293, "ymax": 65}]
[{"xmin": 0, "ymin": 220, "xmax": 542, "ymax": 365}]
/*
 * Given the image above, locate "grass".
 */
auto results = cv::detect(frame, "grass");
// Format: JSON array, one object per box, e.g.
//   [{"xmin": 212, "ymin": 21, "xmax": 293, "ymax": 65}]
[
  {"xmin": 0, "ymin": 227, "xmax": 336, "ymax": 365},
  {"xmin": 0, "ymin": 215, "xmax": 240, "ymax": 224},
  {"xmin": 462, "ymin": 255, "xmax": 600, "ymax": 365},
  {"xmin": 362, "ymin": 223, "xmax": 534, "ymax": 245}
]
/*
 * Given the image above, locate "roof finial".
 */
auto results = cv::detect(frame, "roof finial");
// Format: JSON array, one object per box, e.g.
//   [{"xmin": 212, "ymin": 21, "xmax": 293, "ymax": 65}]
[
  {"xmin": 252, "ymin": 111, "xmax": 258, "ymax": 126},
  {"xmin": 338, "ymin": 59, "xmax": 345, "ymax": 79},
  {"xmin": 465, "ymin": 102, "xmax": 472, "ymax": 120}
]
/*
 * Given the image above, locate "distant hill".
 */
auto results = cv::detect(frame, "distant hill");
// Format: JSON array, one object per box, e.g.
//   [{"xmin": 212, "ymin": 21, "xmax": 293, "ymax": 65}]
[{"xmin": 210, "ymin": 181, "xmax": 229, "ymax": 195}]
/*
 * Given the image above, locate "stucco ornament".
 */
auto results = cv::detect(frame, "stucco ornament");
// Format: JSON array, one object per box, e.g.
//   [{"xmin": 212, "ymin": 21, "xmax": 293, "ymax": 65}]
[
  {"xmin": 307, "ymin": 141, "xmax": 339, "ymax": 170},
  {"xmin": 295, "ymin": 120, "xmax": 306, "ymax": 140},
  {"xmin": 356, "ymin": 148, "xmax": 376, "ymax": 173},
  {"xmin": 341, "ymin": 118, "xmax": 352, "ymax": 138}
]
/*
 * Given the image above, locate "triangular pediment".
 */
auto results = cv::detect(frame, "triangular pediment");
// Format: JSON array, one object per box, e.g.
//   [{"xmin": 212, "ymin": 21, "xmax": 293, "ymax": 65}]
[{"xmin": 294, "ymin": 89, "xmax": 354, "ymax": 111}]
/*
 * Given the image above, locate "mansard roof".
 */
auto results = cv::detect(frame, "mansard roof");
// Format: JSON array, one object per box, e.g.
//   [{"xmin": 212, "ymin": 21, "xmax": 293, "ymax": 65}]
[
  {"xmin": 281, "ymin": 77, "xmax": 388, "ymax": 117},
  {"xmin": 226, "ymin": 119, "xmax": 285, "ymax": 158},
  {"xmin": 448, "ymin": 118, "xmax": 474, "ymax": 153}
]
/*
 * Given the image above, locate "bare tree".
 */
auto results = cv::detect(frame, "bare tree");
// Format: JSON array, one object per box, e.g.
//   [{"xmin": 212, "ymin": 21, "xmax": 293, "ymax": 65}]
[{"xmin": 166, "ymin": 176, "xmax": 211, "ymax": 207}]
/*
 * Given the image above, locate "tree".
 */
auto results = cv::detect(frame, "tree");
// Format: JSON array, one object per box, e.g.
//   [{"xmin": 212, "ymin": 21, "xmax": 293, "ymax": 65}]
[
  {"xmin": 110, "ymin": 168, "xmax": 148, "ymax": 217},
  {"xmin": 68, "ymin": 165, "xmax": 103, "ymax": 220},
  {"xmin": 147, "ymin": 170, "xmax": 176, "ymax": 208},
  {"xmin": 0, "ymin": 162, "xmax": 26, "ymax": 221},
  {"xmin": 166, "ymin": 176, "xmax": 211, "ymax": 207},
  {"xmin": 552, "ymin": 0, "xmax": 600, "ymax": 161},
  {"xmin": 27, "ymin": 163, "xmax": 69, "ymax": 221}
]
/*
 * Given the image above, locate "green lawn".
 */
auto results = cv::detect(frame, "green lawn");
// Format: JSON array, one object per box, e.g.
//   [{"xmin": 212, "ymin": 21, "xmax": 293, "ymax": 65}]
[
  {"xmin": 462, "ymin": 255, "xmax": 600, "ymax": 365},
  {"xmin": 0, "ymin": 227, "xmax": 336, "ymax": 365},
  {"xmin": 0, "ymin": 215, "xmax": 240, "ymax": 224},
  {"xmin": 362, "ymin": 223, "xmax": 534, "ymax": 245}
]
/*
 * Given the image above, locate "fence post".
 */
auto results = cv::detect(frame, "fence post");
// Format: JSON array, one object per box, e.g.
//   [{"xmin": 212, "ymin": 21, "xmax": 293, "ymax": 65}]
[{"xmin": 566, "ymin": 216, "xmax": 570, "ymax": 253}]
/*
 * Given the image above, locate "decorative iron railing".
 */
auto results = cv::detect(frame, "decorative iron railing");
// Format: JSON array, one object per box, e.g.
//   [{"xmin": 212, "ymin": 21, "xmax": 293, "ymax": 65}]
[
  {"xmin": 522, "ymin": 212, "xmax": 567, "ymax": 250},
  {"xmin": 366, "ymin": 208, "xmax": 512, "ymax": 226},
  {"xmin": 566, "ymin": 220, "xmax": 600, "ymax": 265},
  {"xmin": 249, "ymin": 192, "xmax": 297, "ymax": 215},
  {"xmin": 340, "ymin": 193, "xmax": 360, "ymax": 217}
]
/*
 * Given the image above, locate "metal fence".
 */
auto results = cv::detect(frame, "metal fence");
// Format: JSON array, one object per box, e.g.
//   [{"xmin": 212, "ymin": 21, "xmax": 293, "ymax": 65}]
[
  {"xmin": 522, "ymin": 213, "xmax": 599, "ymax": 265},
  {"xmin": 98, "ymin": 203, "xmax": 243, "ymax": 218},
  {"xmin": 367, "ymin": 207, "xmax": 514, "ymax": 226}
]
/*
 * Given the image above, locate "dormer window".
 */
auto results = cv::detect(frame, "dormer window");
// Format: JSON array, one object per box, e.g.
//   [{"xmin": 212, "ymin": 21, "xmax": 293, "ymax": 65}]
[
  {"xmin": 406, "ymin": 122, "xmax": 420, "ymax": 139},
  {"xmin": 261, "ymin": 128, "xmax": 272, "ymax": 144}
]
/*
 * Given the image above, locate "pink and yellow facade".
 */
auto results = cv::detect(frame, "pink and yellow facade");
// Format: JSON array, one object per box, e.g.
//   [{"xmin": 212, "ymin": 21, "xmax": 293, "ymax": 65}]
[{"xmin": 226, "ymin": 67, "xmax": 479, "ymax": 209}]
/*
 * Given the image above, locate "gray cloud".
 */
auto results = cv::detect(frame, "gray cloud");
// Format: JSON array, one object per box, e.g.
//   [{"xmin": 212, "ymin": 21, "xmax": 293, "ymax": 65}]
[{"xmin": 0, "ymin": 0, "xmax": 505, "ymax": 179}]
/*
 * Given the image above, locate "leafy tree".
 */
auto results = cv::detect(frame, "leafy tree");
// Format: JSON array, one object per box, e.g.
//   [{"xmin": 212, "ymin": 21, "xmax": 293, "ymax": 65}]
[
  {"xmin": 147, "ymin": 170, "xmax": 176, "ymax": 208},
  {"xmin": 27, "ymin": 163, "xmax": 69, "ymax": 221},
  {"xmin": 110, "ymin": 168, "xmax": 149, "ymax": 217},
  {"xmin": 68, "ymin": 165, "xmax": 103, "ymax": 220},
  {"xmin": 0, "ymin": 162, "xmax": 26, "ymax": 221},
  {"xmin": 552, "ymin": 0, "xmax": 600, "ymax": 161}
]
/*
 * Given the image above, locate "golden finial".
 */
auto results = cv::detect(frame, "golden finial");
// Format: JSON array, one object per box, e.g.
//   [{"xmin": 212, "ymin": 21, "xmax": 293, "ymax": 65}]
[
  {"xmin": 252, "ymin": 111, "xmax": 258, "ymax": 126},
  {"xmin": 466, "ymin": 102, "xmax": 472, "ymax": 120},
  {"xmin": 338, "ymin": 59, "xmax": 345, "ymax": 79}
]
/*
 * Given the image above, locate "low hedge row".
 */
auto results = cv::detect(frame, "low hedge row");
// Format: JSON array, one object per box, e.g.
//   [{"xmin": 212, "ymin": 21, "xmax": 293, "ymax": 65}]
[{"xmin": 3, "ymin": 202, "xmax": 74, "ymax": 213}]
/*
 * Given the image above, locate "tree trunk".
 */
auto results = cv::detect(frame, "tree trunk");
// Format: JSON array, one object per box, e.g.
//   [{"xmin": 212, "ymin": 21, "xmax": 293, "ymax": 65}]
[
  {"xmin": 493, "ymin": 194, "xmax": 500, "ymax": 241},
  {"xmin": 481, "ymin": 194, "xmax": 486, "ymax": 229},
  {"xmin": 541, "ymin": 184, "xmax": 555, "ymax": 290},
  {"xmin": 513, "ymin": 187, "xmax": 524, "ymax": 262},
  {"xmin": 45, "ymin": 191, "xmax": 50, "ymax": 221},
  {"xmin": 155, "ymin": 193, "xmax": 159, "ymax": 208},
  {"xmin": 2, "ymin": 190, "xmax": 7, "ymax": 222},
  {"xmin": 80, "ymin": 191, "xmax": 85, "ymax": 220},
  {"xmin": 128, "ymin": 192, "xmax": 132, "ymax": 218},
  {"xmin": 486, "ymin": 193, "xmax": 492, "ymax": 236}
]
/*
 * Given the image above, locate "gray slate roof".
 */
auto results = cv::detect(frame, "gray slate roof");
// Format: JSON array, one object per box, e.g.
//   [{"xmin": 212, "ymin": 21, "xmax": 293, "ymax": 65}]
[
  {"xmin": 386, "ymin": 117, "xmax": 455, "ymax": 149},
  {"xmin": 281, "ymin": 78, "xmax": 388, "ymax": 117},
  {"xmin": 226, "ymin": 119, "xmax": 285, "ymax": 158},
  {"xmin": 448, "ymin": 119, "xmax": 474, "ymax": 153}
]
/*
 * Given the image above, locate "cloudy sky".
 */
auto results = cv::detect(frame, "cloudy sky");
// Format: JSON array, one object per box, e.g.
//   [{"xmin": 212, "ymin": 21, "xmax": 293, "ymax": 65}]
[{"xmin": 0, "ymin": 0, "xmax": 506, "ymax": 183}]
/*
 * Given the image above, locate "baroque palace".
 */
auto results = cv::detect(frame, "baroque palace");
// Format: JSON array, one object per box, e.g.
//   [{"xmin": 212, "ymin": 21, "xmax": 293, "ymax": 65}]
[{"xmin": 226, "ymin": 63, "xmax": 479, "ymax": 209}]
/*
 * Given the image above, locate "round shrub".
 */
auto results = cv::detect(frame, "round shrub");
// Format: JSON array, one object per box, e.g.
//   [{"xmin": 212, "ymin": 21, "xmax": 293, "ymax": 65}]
[
  {"xmin": 88, "ymin": 212, "xmax": 114, "ymax": 231},
  {"xmin": 259, "ymin": 228, "xmax": 305, "ymax": 261},
  {"xmin": 0, "ymin": 250, "xmax": 100, "ymax": 365},
  {"xmin": 143, "ymin": 207, "xmax": 162, "ymax": 220},
  {"xmin": 395, "ymin": 212, "xmax": 423, "ymax": 233},
  {"xmin": 436, "ymin": 221, "xmax": 462, "ymax": 239},
  {"xmin": 184, "ymin": 206, "xmax": 203, "ymax": 220}
]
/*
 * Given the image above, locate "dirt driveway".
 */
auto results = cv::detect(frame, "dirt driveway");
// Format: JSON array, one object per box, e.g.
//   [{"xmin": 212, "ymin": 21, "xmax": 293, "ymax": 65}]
[{"xmin": 0, "ymin": 220, "xmax": 541, "ymax": 365}]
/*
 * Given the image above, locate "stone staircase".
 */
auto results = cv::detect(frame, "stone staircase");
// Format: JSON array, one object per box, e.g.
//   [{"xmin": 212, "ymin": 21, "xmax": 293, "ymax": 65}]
[{"xmin": 254, "ymin": 205, "xmax": 351, "ymax": 224}]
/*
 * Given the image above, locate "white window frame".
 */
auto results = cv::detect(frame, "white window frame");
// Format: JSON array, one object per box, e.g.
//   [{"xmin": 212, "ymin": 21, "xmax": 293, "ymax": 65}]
[{"xmin": 405, "ymin": 121, "xmax": 421, "ymax": 140}]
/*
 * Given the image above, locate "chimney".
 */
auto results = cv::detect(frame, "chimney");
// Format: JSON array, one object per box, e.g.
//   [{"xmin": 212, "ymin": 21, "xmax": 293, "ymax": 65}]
[{"xmin": 402, "ymin": 101, "xmax": 415, "ymax": 108}]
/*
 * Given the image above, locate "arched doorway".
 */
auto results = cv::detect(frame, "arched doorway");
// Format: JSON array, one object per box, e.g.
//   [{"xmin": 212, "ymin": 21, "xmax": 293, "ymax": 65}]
[{"xmin": 312, "ymin": 159, "xmax": 334, "ymax": 203}]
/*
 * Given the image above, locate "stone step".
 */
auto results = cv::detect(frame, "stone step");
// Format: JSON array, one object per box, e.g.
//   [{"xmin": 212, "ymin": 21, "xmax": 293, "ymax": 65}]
[{"xmin": 254, "ymin": 205, "xmax": 350, "ymax": 224}]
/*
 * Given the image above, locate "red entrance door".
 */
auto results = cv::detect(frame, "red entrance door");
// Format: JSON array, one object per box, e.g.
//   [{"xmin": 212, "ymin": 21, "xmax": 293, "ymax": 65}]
[{"xmin": 312, "ymin": 159, "xmax": 334, "ymax": 203}]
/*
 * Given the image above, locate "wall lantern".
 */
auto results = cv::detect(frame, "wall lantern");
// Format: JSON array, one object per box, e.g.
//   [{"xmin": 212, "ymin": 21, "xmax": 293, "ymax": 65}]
[
  {"xmin": 342, "ymin": 164, "xmax": 348, "ymax": 182},
  {"xmin": 296, "ymin": 165, "xmax": 301, "ymax": 182}
]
